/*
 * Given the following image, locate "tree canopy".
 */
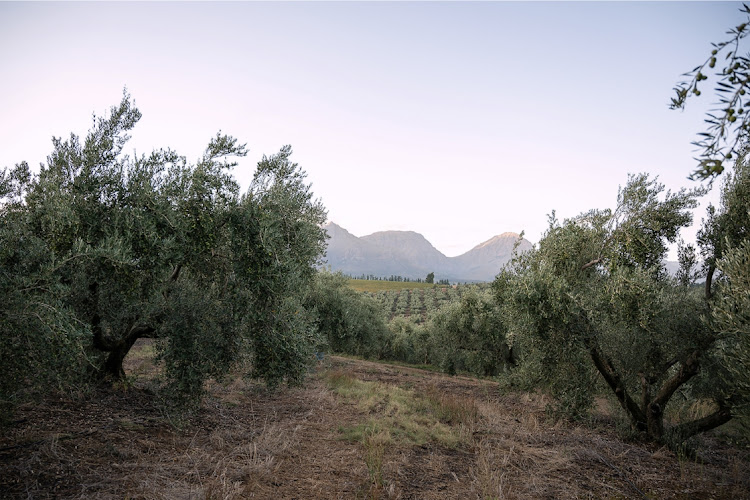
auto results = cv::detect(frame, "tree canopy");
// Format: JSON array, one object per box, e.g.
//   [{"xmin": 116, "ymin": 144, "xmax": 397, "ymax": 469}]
[
  {"xmin": 494, "ymin": 173, "xmax": 748, "ymax": 444},
  {"xmin": 0, "ymin": 92, "xmax": 327, "ymax": 411}
]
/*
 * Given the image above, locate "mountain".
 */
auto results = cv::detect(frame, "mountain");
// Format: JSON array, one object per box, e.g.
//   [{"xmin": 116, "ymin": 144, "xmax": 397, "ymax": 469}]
[
  {"xmin": 321, "ymin": 222, "xmax": 532, "ymax": 282},
  {"xmin": 451, "ymin": 233, "xmax": 534, "ymax": 281}
]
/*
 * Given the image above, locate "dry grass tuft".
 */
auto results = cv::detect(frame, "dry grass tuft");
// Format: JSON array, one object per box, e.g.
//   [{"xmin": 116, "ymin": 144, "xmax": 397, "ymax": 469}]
[
  {"xmin": 424, "ymin": 385, "xmax": 479, "ymax": 427},
  {"xmin": 362, "ymin": 425, "xmax": 390, "ymax": 491},
  {"xmin": 471, "ymin": 438, "xmax": 512, "ymax": 500},
  {"xmin": 323, "ymin": 368, "xmax": 358, "ymax": 390}
]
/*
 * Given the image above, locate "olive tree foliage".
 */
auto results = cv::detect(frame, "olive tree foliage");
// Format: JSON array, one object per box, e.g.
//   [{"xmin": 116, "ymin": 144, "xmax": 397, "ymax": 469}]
[
  {"xmin": 713, "ymin": 240, "xmax": 750, "ymax": 419},
  {"xmin": 494, "ymin": 174, "xmax": 743, "ymax": 443},
  {"xmin": 0, "ymin": 163, "xmax": 91, "ymax": 416},
  {"xmin": 698, "ymin": 151, "xmax": 750, "ymax": 299},
  {"xmin": 0, "ymin": 93, "xmax": 327, "ymax": 409},
  {"xmin": 672, "ymin": 5, "xmax": 750, "ymax": 426},
  {"xmin": 383, "ymin": 317, "xmax": 432, "ymax": 365},
  {"xmin": 702, "ymin": 155, "xmax": 750, "ymax": 420},
  {"xmin": 430, "ymin": 289, "xmax": 513, "ymax": 377},
  {"xmin": 671, "ymin": 4, "xmax": 750, "ymax": 180},
  {"xmin": 305, "ymin": 271, "xmax": 389, "ymax": 358}
]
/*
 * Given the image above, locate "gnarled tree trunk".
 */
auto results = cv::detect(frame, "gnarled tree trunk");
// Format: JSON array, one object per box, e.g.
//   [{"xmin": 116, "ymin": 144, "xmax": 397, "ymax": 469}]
[
  {"xmin": 94, "ymin": 322, "xmax": 155, "ymax": 380},
  {"xmin": 588, "ymin": 339, "xmax": 729, "ymax": 443}
]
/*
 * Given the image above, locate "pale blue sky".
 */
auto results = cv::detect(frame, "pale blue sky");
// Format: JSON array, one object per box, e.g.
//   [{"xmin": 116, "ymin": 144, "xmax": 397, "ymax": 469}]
[{"xmin": 0, "ymin": 2, "xmax": 742, "ymax": 257}]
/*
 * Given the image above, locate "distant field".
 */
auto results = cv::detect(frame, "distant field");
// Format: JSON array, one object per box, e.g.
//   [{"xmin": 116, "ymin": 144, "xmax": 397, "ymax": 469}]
[{"xmin": 347, "ymin": 279, "xmax": 439, "ymax": 292}]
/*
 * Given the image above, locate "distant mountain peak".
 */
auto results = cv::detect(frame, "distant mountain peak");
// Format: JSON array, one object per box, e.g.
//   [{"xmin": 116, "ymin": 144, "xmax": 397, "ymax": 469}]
[
  {"xmin": 473, "ymin": 232, "xmax": 524, "ymax": 250},
  {"xmin": 323, "ymin": 221, "xmax": 344, "ymax": 230},
  {"xmin": 322, "ymin": 223, "xmax": 532, "ymax": 282}
]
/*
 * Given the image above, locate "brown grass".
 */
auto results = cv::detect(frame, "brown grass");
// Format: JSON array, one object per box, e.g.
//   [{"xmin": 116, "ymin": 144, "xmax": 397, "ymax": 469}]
[{"xmin": 1, "ymin": 343, "xmax": 748, "ymax": 499}]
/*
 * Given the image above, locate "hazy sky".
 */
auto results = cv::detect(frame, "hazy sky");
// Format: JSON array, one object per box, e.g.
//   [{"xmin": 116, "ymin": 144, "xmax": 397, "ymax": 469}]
[{"xmin": 0, "ymin": 1, "xmax": 742, "ymax": 257}]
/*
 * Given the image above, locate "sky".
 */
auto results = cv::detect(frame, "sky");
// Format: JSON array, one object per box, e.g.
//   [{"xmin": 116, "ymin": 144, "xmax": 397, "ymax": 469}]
[{"xmin": 0, "ymin": 1, "xmax": 743, "ymax": 258}]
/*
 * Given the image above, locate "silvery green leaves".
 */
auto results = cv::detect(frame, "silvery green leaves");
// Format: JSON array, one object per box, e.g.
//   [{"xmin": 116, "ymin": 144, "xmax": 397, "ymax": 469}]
[
  {"xmin": 493, "ymin": 174, "xmax": 730, "ymax": 442},
  {"xmin": 671, "ymin": 4, "xmax": 750, "ymax": 180},
  {"xmin": 0, "ymin": 92, "xmax": 329, "ymax": 412}
]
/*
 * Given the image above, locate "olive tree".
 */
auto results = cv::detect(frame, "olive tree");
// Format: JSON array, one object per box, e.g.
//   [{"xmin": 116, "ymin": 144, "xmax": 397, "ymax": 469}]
[
  {"xmin": 0, "ymin": 93, "xmax": 327, "ymax": 408},
  {"xmin": 383, "ymin": 317, "xmax": 432, "ymax": 365},
  {"xmin": 713, "ymin": 241, "xmax": 750, "ymax": 420},
  {"xmin": 672, "ymin": 6, "xmax": 750, "ymax": 429},
  {"xmin": 698, "ymin": 150, "xmax": 750, "ymax": 298},
  {"xmin": 494, "ymin": 174, "xmax": 744, "ymax": 443},
  {"xmin": 702, "ymin": 154, "xmax": 750, "ymax": 421},
  {"xmin": 430, "ymin": 289, "xmax": 513, "ymax": 377},
  {"xmin": 305, "ymin": 271, "xmax": 389, "ymax": 358}
]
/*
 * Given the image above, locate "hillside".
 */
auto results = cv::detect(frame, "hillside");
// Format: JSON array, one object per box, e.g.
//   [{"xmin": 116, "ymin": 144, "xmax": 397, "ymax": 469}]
[{"xmin": 322, "ymin": 222, "xmax": 532, "ymax": 282}]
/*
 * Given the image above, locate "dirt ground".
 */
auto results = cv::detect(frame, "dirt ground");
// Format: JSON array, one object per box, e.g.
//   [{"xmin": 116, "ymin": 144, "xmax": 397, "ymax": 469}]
[{"xmin": 1, "ymin": 340, "xmax": 749, "ymax": 499}]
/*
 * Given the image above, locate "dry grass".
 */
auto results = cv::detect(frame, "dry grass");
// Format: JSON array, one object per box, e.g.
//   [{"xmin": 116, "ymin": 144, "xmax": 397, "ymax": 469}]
[
  {"xmin": 1, "ymin": 346, "xmax": 748, "ymax": 499},
  {"xmin": 362, "ymin": 425, "xmax": 389, "ymax": 493},
  {"xmin": 323, "ymin": 368, "xmax": 475, "ymax": 450},
  {"xmin": 471, "ymin": 438, "xmax": 512, "ymax": 500}
]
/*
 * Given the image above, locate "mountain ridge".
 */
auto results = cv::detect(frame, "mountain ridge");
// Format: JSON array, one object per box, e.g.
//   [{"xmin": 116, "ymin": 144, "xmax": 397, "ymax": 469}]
[{"xmin": 321, "ymin": 222, "xmax": 532, "ymax": 282}]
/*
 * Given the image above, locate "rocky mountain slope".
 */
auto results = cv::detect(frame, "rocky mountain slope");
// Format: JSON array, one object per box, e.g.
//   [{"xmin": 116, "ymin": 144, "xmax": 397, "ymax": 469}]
[{"xmin": 321, "ymin": 222, "xmax": 532, "ymax": 282}]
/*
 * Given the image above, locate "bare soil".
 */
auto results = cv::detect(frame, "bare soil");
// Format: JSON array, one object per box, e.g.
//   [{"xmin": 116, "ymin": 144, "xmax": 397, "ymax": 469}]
[{"xmin": 1, "ymin": 340, "xmax": 748, "ymax": 499}]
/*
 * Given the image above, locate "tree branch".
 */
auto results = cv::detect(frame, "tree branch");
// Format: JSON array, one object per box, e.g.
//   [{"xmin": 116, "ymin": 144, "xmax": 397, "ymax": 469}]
[
  {"xmin": 581, "ymin": 258, "xmax": 603, "ymax": 271},
  {"xmin": 639, "ymin": 372, "xmax": 652, "ymax": 417},
  {"xmin": 705, "ymin": 263, "xmax": 715, "ymax": 300},
  {"xmin": 661, "ymin": 357, "xmax": 680, "ymax": 373},
  {"xmin": 651, "ymin": 350, "xmax": 701, "ymax": 411},
  {"xmin": 126, "ymin": 323, "xmax": 156, "ymax": 343},
  {"xmin": 668, "ymin": 402, "xmax": 733, "ymax": 442},
  {"xmin": 169, "ymin": 264, "xmax": 182, "ymax": 282},
  {"xmin": 587, "ymin": 341, "xmax": 646, "ymax": 429}
]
